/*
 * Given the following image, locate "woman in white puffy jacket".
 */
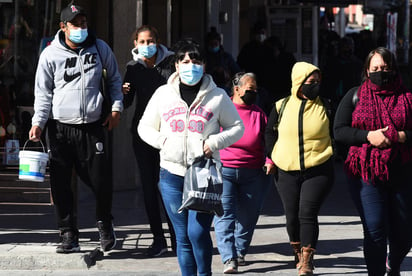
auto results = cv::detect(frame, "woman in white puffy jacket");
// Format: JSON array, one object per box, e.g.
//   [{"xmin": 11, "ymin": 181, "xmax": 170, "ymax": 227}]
[{"xmin": 138, "ymin": 40, "xmax": 244, "ymax": 276}]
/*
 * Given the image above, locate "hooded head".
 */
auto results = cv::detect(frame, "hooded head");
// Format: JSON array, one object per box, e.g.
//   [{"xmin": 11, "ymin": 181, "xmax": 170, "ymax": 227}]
[{"xmin": 291, "ymin": 62, "xmax": 320, "ymax": 99}]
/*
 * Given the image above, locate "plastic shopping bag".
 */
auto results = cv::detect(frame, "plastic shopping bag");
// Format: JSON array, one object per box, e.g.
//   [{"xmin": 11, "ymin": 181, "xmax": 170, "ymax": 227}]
[{"xmin": 178, "ymin": 156, "xmax": 224, "ymax": 216}]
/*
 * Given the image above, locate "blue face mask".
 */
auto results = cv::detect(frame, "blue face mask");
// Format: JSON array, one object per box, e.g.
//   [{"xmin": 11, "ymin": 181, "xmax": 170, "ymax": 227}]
[
  {"xmin": 179, "ymin": 63, "xmax": 204, "ymax": 86},
  {"xmin": 69, "ymin": 28, "xmax": 88, "ymax": 44},
  {"xmin": 208, "ymin": 46, "xmax": 220, "ymax": 53},
  {"xmin": 138, "ymin": 44, "xmax": 157, "ymax": 58}
]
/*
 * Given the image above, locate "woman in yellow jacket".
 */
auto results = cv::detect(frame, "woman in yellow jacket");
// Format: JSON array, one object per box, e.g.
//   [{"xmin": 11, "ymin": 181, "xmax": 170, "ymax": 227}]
[{"xmin": 265, "ymin": 62, "xmax": 334, "ymax": 276}]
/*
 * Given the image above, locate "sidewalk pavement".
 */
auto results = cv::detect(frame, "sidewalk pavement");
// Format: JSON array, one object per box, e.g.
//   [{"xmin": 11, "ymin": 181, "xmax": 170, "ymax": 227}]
[{"xmin": 1, "ymin": 160, "xmax": 412, "ymax": 275}]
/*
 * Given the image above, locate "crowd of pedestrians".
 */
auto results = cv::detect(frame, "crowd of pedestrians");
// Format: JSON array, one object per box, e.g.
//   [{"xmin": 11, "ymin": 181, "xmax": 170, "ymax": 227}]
[{"xmin": 27, "ymin": 3, "xmax": 412, "ymax": 276}]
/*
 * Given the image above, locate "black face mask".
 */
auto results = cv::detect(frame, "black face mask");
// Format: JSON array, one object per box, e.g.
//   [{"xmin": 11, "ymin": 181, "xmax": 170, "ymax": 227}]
[
  {"xmin": 300, "ymin": 83, "xmax": 320, "ymax": 100},
  {"xmin": 240, "ymin": 90, "xmax": 257, "ymax": 105},
  {"xmin": 369, "ymin": 71, "xmax": 395, "ymax": 87}
]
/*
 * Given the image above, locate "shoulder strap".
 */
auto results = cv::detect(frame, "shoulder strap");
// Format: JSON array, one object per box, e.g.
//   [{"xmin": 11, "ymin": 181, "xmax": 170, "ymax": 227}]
[
  {"xmin": 95, "ymin": 40, "xmax": 107, "ymax": 70},
  {"xmin": 319, "ymin": 97, "xmax": 333, "ymax": 120},
  {"xmin": 352, "ymin": 86, "xmax": 360, "ymax": 107},
  {"xmin": 272, "ymin": 96, "xmax": 290, "ymax": 132}
]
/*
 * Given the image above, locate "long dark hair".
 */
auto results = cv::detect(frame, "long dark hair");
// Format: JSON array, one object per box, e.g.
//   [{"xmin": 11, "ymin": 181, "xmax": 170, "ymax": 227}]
[{"xmin": 361, "ymin": 47, "xmax": 399, "ymax": 82}]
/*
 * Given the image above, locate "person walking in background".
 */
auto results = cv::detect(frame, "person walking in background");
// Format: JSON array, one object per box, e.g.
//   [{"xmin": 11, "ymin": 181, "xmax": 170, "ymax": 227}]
[
  {"xmin": 262, "ymin": 35, "xmax": 296, "ymax": 102},
  {"xmin": 214, "ymin": 72, "xmax": 275, "ymax": 274},
  {"xmin": 204, "ymin": 27, "xmax": 241, "ymax": 94},
  {"xmin": 29, "ymin": 4, "xmax": 122, "ymax": 253},
  {"xmin": 320, "ymin": 35, "xmax": 363, "ymax": 110},
  {"xmin": 237, "ymin": 22, "xmax": 269, "ymax": 80},
  {"xmin": 138, "ymin": 40, "xmax": 244, "ymax": 276},
  {"xmin": 265, "ymin": 62, "xmax": 334, "ymax": 276},
  {"xmin": 333, "ymin": 47, "xmax": 412, "ymax": 276},
  {"xmin": 122, "ymin": 25, "xmax": 176, "ymax": 257}
]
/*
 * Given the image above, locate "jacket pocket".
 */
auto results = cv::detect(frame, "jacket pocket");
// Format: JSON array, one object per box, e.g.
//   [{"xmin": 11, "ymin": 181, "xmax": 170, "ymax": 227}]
[
  {"xmin": 52, "ymin": 89, "xmax": 82, "ymax": 120},
  {"xmin": 160, "ymin": 135, "xmax": 185, "ymax": 165}
]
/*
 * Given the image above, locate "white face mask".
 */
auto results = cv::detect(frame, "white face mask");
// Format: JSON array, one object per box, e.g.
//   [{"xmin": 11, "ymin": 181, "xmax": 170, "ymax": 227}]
[{"xmin": 179, "ymin": 63, "xmax": 204, "ymax": 86}]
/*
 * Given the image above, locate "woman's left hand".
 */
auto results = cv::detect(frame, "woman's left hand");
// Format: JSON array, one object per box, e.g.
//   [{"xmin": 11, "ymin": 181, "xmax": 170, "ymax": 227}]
[
  {"xmin": 203, "ymin": 143, "xmax": 213, "ymax": 158},
  {"xmin": 398, "ymin": 131, "xmax": 407, "ymax": 143},
  {"xmin": 264, "ymin": 163, "xmax": 276, "ymax": 175}
]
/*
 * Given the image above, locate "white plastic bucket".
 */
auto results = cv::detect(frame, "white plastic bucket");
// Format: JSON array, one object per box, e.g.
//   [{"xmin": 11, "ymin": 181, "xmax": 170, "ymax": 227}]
[{"xmin": 18, "ymin": 140, "xmax": 49, "ymax": 182}]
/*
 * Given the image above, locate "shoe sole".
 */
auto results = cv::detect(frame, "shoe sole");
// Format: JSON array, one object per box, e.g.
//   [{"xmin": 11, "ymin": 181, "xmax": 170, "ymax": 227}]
[
  {"xmin": 147, "ymin": 247, "xmax": 168, "ymax": 257},
  {"xmin": 56, "ymin": 245, "xmax": 80, "ymax": 254},
  {"xmin": 223, "ymin": 267, "xmax": 238, "ymax": 274}
]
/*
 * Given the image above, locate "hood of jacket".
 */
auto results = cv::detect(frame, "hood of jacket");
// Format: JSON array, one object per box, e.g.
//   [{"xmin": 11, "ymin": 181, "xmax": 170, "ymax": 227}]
[{"xmin": 291, "ymin": 61, "xmax": 320, "ymax": 98}]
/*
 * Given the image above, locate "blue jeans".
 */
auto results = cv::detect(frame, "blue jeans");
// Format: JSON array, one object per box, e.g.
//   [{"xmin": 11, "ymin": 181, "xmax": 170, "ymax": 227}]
[
  {"xmin": 348, "ymin": 168, "xmax": 412, "ymax": 276},
  {"xmin": 158, "ymin": 168, "xmax": 214, "ymax": 276},
  {"xmin": 214, "ymin": 167, "xmax": 271, "ymax": 263}
]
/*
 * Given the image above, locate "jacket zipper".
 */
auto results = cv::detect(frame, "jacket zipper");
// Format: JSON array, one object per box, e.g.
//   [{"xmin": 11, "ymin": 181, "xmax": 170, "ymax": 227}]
[
  {"xmin": 183, "ymin": 101, "xmax": 190, "ymax": 168},
  {"xmin": 298, "ymin": 100, "xmax": 307, "ymax": 171},
  {"xmin": 78, "ymin": 49, "xmax": 86, "ymax": 122}
]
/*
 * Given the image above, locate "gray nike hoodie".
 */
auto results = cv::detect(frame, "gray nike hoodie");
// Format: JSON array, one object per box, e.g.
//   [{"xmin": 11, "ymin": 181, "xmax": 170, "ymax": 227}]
[{"xmin": 32, "ymin": 30, "xmax": 123, "ymax": 129}]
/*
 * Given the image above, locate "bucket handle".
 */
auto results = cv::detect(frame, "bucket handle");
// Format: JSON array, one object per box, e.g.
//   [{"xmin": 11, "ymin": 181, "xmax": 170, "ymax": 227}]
[{"xmin": 23, "ymin": 139, "xmax": 46, "ymax": 153}]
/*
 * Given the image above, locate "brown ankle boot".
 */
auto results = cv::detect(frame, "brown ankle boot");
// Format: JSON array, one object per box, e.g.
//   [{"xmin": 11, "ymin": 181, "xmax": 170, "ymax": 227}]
[
  {"xmin": 290, "ymin": 242, "xmax": 302, "ymax": 269},
  {"xmin": 298, "ymin": 246, "xmax": 315, "ymax": 276}
]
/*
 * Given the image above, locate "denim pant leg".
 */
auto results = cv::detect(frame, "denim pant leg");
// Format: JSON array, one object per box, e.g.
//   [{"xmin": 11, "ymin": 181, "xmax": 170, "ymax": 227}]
[
  {"xmin": 235, "ymin": 168, "xmax": 271, "ymax": 257},
  {"xmin": 158, "ymin": 168, "xmax": 213, "ymax": 276},
  {"xmin": 188, "ymin": 210, "xmax": 214, "ymax": 276},
  {"xmin": 348, "ymin": 178, "xmax": 387, "ymax": 276},
  {"xmin": 214, "ymin": 167, "xmax": 270, "ymax": 263},
  {"xmin": 214, "ymin": 167, "xmax": 238, "ymax": 263}
]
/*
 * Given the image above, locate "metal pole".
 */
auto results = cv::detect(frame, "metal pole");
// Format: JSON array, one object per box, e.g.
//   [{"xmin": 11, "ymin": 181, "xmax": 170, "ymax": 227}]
[
  {"xmin": 136, "ymin": 0, "xmax": 143, "ymax": 30},
  {"xmin": 312, "ymin": 5, "xmax": 319, "ymax": 66},
  {"xmin": 338, "ymin": 8, "xmax": 345, "ymax": 38},
  {"xmin": 13, "ymin": 0, "xmax": 19, "ymax": 78},
  {"xmin": 403, "ymin": 0, "xmax": 409, "ymax": 64},
  {"xmin": 166, "ymin": 0, "xmax": 172, "ymax": 48}
]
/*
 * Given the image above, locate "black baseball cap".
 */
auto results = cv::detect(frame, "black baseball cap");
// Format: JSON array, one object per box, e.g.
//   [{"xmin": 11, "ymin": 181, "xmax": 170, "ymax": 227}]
[{"xmin": 60, "ymin": 4, "xmax": 86, "ymax": 23}]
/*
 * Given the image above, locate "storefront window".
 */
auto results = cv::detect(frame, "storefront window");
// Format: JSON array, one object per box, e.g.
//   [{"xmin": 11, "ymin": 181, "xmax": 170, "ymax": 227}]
[{"xmin": 0, "ymin": 0, "xmax": 58, "ymax": 150}]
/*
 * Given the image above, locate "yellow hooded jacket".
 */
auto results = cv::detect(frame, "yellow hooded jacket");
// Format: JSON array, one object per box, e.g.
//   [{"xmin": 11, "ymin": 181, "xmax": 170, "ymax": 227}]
[{"xmin": 271, "ymin": 62, "xmax": 333, "ymax": 171}]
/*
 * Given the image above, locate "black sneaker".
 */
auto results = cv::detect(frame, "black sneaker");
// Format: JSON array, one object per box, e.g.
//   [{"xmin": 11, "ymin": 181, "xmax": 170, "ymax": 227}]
[
  {"xmin": 97, "ymin": 220, "xmax": 116, "ymax": 252},
  {"xmin": 56, "ymin": 231, "xmax": 80, "ymax": 253},
  {"xmin": 145, "ymin": 238, "xmax": 168, "ymax": 257}
]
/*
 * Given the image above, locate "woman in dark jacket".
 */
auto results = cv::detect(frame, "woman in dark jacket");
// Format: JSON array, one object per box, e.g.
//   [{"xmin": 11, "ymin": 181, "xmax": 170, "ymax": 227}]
[
  {"xmin": 122, "ymin": 25, "xmax": 175, "ymax": 257},
  {"xmin": 334, "ymin": 47, "xmax": 412, "ymax": 276}
]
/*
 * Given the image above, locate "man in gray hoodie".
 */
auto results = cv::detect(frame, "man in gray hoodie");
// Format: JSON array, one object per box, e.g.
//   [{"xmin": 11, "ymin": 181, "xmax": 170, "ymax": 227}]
[{"xmin": 29, "ymin": 3, "xmax": 123, "ymax": 254}]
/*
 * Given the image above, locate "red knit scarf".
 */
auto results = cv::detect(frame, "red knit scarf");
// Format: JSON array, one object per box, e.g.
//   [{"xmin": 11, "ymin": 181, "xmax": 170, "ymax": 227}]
[{"xmin": 345, "ymin": 77, "xmax": 412, "ymax": 183}]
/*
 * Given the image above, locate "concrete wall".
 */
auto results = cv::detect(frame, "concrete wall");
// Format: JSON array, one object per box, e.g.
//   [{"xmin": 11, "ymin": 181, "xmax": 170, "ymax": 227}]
[{"xmin": 111, "ymin": 0, "xmax": 140, "ymax": 191}]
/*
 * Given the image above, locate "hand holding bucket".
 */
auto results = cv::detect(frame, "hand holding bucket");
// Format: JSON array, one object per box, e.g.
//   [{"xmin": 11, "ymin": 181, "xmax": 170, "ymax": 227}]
[{"xmin": 19, "ymin": 140, "xmax": 49, "ymax": 182}]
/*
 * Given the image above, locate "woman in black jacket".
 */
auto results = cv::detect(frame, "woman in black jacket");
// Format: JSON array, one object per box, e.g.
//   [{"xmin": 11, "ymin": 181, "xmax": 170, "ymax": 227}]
[
  {"xmin": 334, "ymin": 47, "xmax": 412, "ymax": 276},
  {"xmin": 122, "ymin": 25, "xmax": 175, "ymax": 257}
]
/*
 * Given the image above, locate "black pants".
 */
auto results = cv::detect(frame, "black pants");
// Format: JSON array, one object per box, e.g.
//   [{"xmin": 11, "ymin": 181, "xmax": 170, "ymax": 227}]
[
  {"xmin": 47, "ymin": 120, "xmax": 113, "ymax": 233},
  {"xmin": 275, "ymin": 158, "xmax": 334, "ymax": 248},
  {"xmin": 132, "ymin": 135, "xmax": 174, "ymax": 241}
]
